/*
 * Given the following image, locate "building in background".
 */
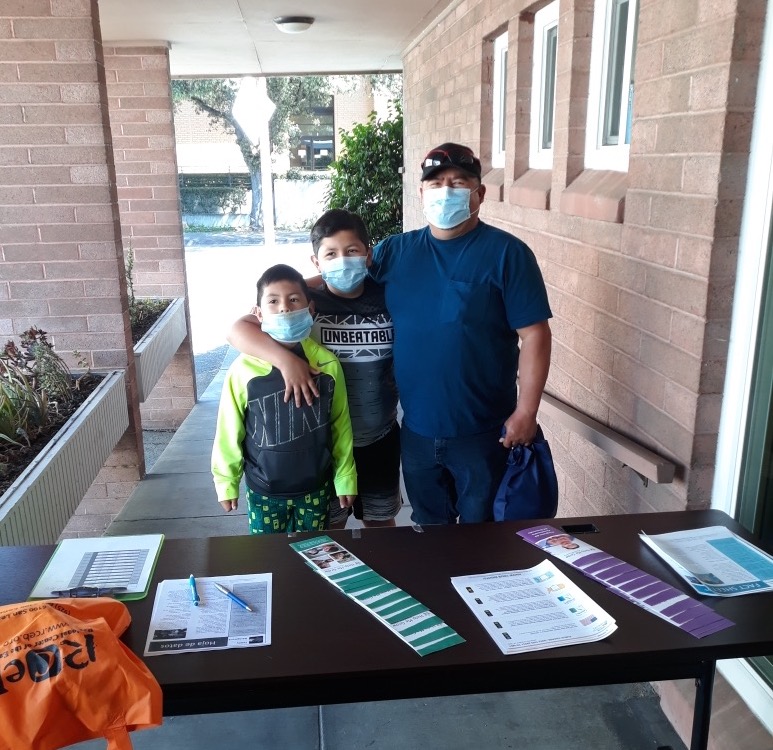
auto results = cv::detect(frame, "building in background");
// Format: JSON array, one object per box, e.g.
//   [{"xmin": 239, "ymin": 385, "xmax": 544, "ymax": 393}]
[{"xmin": 173, "ymin": 80, "xmax": 393, "ymax": 229}]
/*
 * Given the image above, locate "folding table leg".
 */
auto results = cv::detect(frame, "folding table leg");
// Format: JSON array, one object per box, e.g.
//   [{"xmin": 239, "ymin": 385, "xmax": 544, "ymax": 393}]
[{"xmin": 690, "ymin": 660, "xmax": 716, "ymax": 750}]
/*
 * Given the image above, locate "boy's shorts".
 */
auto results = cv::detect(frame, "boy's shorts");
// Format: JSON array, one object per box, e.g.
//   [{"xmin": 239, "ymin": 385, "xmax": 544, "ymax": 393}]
[
  {"xmin": 329, "ymin": 423, "xmax": 402, "ymax": 526},
  {"xmin": 246, "ymin": 481, "xmax": 332, "ymax": 534}
]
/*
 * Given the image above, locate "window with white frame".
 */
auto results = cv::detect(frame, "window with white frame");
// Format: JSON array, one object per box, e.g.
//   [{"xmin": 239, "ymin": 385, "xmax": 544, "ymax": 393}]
[
  {"xmin": 529, "ymin": 1, "xmax": 559, "ymax": 169},
  {"xmin": 585, "ymin": 0, "xmax": 639, "ymax": 171},
  {"xmin": 491, "ymin": 31, "xmax": 508, "ymax": 168}
]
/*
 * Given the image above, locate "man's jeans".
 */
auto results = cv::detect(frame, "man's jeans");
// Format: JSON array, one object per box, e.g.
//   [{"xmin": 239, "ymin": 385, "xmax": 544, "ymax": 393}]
[{"xmin": 400, "ymin": 423, "xmax": 507, "ymax": 525}]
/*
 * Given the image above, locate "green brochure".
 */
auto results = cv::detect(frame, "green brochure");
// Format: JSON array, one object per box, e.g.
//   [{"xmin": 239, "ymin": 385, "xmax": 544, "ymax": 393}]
[{"xmin": 290, "ymin": 535, "xmax": 465, "ymax": 657}]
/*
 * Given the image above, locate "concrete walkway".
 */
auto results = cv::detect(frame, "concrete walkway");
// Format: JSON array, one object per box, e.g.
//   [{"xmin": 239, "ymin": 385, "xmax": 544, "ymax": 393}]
[{"xmin": 91, "ymin": 233, "xmax": 687, "ymax": 750}]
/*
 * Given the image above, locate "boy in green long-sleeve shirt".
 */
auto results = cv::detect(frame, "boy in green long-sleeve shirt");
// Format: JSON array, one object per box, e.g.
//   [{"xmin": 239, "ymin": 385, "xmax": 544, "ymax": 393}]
[{"xmin": 212, "ymin": 264, "xmax": 357, "ymax": 534}]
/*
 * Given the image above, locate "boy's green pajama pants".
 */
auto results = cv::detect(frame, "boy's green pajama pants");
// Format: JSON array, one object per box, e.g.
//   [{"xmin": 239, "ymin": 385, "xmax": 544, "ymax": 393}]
[{"xmin": 245, "ymin": 480, "xmax": 332, "ymax": 534}]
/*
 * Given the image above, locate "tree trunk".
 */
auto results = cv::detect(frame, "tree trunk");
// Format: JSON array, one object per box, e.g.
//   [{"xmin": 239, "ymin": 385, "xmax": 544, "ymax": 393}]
[{"xmin": 249, "ymin": 169, "xmax": 263, "ymax": 229}]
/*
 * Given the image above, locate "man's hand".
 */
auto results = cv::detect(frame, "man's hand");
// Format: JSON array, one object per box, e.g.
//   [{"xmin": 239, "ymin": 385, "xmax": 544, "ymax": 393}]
[
  {"xmin": 279, "ymin": 357, "xmax": 320, "ymax": 407},
  {"xmin": 500, "ymin": 320, "xmax": 551, "ymax": 448},
  {"xmin": 219, "ymin": 499, "xmax": 238, "ymax": 512},
  {"xmin": 338, "ymin": 495, "xmax": 356, "ymax": 508},
  {"xmin": 500, "ymin": 410, "xmax": 538, "ymax": 449}
]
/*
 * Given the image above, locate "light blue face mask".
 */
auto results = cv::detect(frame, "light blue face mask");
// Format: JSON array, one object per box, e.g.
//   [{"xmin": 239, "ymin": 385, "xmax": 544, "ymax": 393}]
[
  {"xmin": 320, "ymin": 256, "xmax": 368, "ymax": 293},
  {"xmin": 422, "ymin": 186, "xmax": 478, "ymax": 229},
  {"xmin": 261, "ymin": 307, "xmax": 313, "ymax": 344}
]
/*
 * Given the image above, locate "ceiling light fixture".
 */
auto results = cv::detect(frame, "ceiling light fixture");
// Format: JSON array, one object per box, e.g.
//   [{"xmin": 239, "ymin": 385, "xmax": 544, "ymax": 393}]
[{"xmin": 273, "ymin": 16, "xmax": 315, "ymax": 34}]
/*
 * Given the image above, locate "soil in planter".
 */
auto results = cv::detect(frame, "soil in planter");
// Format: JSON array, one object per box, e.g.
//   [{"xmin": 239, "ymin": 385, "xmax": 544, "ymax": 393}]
[
  {"xmin": 0, "ymin": 374, "xmax": 103, "ymax": 496},
  {"xmin": 131, "ymin": 299, "xmax": 172, "ymax": 345}
]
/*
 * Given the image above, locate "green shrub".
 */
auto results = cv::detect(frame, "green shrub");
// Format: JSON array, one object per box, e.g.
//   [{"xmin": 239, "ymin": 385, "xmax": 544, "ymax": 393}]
[
  {"xmin": 0, "ymin": 328, "xmax": 73, "ymax": 447},
  {"xmin": 180, "ymin": 187, "xmax": 246, "ymax": 214},
  {"xmin": 283, "ymin": 168, "xmax": 330, "ymax": 182},
  {"xmin": 179, "ymin": 173, "xmax": 249, "ymax": 215},
  {"xmin": 326, "ymin": 102, "xmax": 403, "ymax": 245},
  {"xmin": 124, "ymin": 246, "xmax": 172, "ymax": 345}
]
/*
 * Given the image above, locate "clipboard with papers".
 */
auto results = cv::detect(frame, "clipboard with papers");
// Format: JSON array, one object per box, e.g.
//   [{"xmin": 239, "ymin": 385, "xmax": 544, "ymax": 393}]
[{"xmin": 28, "ymin": 533, "xmax": 164, "ymax": 601}]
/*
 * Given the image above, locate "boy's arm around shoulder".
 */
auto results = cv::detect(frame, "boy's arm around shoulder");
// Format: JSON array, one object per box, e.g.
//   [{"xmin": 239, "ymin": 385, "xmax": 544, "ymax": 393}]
[
  {"xmin": 227, "ymin": 313, "xmax": 319, "ymax": 407},
  {"xmin": 368, "ymin": 236, "xmax": 391, "ymax": 283},
  {"xmin": 211, "ymin": 363, "xmax": 249, "ymax": 510},
  {"xmin": 308, "ymin": 341, "xmax": 357, "ymax": 500}
]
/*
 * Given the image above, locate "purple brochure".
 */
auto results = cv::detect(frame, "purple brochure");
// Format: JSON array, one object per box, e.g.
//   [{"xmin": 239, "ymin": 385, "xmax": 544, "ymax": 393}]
[{"xmin": 517, "ymin": 525, "xmax": 733, "ymax": 638}]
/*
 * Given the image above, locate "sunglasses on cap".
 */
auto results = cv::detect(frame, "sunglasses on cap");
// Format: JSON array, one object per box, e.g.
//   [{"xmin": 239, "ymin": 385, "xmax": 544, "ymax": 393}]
[{"xmin": 421, "ymin": 147, "xmax": 477, "ymax": 170}]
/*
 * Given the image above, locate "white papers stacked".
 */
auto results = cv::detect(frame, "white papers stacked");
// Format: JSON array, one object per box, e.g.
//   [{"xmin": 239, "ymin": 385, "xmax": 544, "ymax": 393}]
[
  {"xmin": 290, "ymin": 536, "xmax": 464, "ymax": 656},
  {"xmin": 452, "ymin": 560, "xmax": 617, "ymax": 655},
  {"xmin": 640, "ymin": 526, "xmax": 773, "ymax": 597}
]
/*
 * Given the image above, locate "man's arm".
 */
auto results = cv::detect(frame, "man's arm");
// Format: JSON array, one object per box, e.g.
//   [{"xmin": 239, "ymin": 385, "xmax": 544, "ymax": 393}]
[
  {"xmin": 227, "ymin": 314, "xmax": 319, "ymax": 406},
  {"xmin": 501, "ymin": 320, "xmax": 552, "ymax": 448}
]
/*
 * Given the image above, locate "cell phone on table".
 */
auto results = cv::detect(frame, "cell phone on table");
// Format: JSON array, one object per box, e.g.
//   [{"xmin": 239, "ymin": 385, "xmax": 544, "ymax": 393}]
[{"xmin": 561, "ymin": 523, "xmax": 599, "ymax": 534}]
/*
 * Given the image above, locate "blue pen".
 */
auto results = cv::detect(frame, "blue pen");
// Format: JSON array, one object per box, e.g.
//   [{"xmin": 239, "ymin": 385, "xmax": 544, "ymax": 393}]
[
  {"xmin": 189, "ymin": 574, "xmax": 200, "ymax": 606},
  {"xmin": 214, "ymin": 582, "xmax": 253, "ymax": 612}
]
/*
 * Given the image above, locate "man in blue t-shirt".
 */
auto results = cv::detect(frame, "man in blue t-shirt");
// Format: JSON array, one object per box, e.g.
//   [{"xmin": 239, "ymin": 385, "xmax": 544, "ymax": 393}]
[{"xmin": 369, "ymin": 142, "xmax": 552, "ymax": 525}]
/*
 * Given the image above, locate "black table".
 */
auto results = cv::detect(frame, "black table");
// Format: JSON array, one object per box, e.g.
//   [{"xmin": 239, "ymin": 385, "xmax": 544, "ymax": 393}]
[{"xmin": 2, "ymin": 510, "xmax": 771, "ymax": 750}]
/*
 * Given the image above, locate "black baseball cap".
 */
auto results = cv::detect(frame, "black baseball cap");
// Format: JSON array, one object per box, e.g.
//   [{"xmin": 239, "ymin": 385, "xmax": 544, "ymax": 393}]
[{"xmin": 420, "ymin": 143, "xmax": 482, "ymax": 181}]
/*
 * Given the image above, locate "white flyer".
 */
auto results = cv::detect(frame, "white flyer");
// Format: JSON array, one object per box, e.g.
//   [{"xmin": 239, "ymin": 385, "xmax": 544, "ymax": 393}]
[
  {"xmin": 451, "ymin": 560, "xmax": 617, "ymax": 655},
  {"xmin": 640, "ymin": 526, "xmax": 773, "ymax": 596},
  {"xmin": 144, "ymin": 573, "xmax": 272, "ymax": 656}
]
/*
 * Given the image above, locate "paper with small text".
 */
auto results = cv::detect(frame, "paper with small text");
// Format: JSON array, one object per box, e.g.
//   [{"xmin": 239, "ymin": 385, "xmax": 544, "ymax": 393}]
[
  {"xmin": 640, "ymin": 525, "xmax": 773, "ymax": 597},
  {"xmin": 144, "ymin": 574, "xmax": 271, "ymax": 656},
  {"xmin": 451, "ymin": 560, "xmax": 617, "ymax": 654},
  {"xmin": 518, "ymin": 525, "xmax": 734, "ymax": 638}
]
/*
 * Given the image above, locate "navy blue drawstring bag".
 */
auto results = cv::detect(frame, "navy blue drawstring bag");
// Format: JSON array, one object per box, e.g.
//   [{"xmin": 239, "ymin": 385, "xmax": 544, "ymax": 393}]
[{"xmin": 493, "ymin": 425, "xmax": 559, "ymax": 521}]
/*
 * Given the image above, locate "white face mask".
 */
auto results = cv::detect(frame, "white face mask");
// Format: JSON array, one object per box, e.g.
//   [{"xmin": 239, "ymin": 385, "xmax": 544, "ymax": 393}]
[{"xmin": 422, "ymin": 186, "xmax": 478, "ymax": 229}]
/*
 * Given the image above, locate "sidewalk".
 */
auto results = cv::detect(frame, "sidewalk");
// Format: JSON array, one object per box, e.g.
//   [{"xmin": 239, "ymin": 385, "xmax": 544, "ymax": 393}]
[{"xmin": 97, "ymin": 232, "xmax": 687, "ymax": 750}]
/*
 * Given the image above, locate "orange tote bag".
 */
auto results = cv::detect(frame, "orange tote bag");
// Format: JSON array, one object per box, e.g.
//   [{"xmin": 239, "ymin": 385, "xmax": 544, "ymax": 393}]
[{"xmin": 0, "ymin": 597, "xmax": 162, "ymax": 750}]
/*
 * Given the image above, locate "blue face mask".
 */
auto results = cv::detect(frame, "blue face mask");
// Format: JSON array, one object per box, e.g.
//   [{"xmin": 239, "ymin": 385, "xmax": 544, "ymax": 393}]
[
  {"xmin": 261, "ymin": 307, "xmax": 313, "ymax": 344},
  {"xmin": 422, "ymin": 186, "xmax": 478, "ymax": 229},
  {"xmin": 320, "ymin": 256, "xmax": 368, "ymax": 293}
]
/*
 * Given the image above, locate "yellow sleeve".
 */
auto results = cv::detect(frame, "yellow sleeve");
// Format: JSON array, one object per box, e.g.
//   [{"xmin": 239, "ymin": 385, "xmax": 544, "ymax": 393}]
[{"xmin": 211, "ymin": 364, "xmax": 247, "ymax": 502}]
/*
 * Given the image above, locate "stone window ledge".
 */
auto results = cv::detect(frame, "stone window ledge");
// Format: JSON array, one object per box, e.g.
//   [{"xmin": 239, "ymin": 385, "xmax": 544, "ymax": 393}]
[
  {"xmin": 509, "ymin": 169, "xmax": 552, "ymax": 210},
  {"xmin": 559, "ymin": 169, "xmax": 628, "ymax": 223},
  {"xmin": 481, "ymin": 168, "xmax": 505, "ymax": 202}
]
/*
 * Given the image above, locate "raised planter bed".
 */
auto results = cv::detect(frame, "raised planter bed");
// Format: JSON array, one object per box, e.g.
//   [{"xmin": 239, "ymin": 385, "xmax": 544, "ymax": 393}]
[
  {"xmin": 133, "ymin": 298, "xmax": 187, "ymax": 402},
  {"xmin": 0, "ymin": 370, "xmax": 129, "ymax": 546}
]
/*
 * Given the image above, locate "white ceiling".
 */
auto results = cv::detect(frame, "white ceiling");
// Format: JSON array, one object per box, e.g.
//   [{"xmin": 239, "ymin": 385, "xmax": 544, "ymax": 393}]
[{"xmin": 97, "ymin": 0, "xmax": 455, "ymax": 77}]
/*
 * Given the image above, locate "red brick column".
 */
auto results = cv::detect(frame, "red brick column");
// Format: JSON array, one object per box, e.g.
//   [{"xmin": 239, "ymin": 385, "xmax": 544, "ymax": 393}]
[
  {"xmin": 0, "ymin": 0, "xmax": 146, "ymax": 536},
  {"xmin": 104, "ymin": 43, "xmax": 196, "ymax": 429}
]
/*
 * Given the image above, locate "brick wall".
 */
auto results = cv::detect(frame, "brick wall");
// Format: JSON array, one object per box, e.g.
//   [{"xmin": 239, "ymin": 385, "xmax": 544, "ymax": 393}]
[
  {"xmin": 174, "ymin": 98, "xmax": 235, "ymax": 144},
  {"xmin": 334, "ymin": 88, "xmax": 375, "ymax": 158},
  {"xmin": 104, "ymin": 44, "xmax": 196, "ymax": 429},
  {"xmin": 402, "ymin": 0, "xmax": 769, "ymax": 746},
  {"xmin": 0, "ymin": 0, "xmax": 129, "ymax": 369},
  {"xmin": 0, "ymin": 0, "xmax": 145, "ymax": 535},
  {"xmin": 403, "ymin": 0, "xmax": 762, "ymax": 518}
]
